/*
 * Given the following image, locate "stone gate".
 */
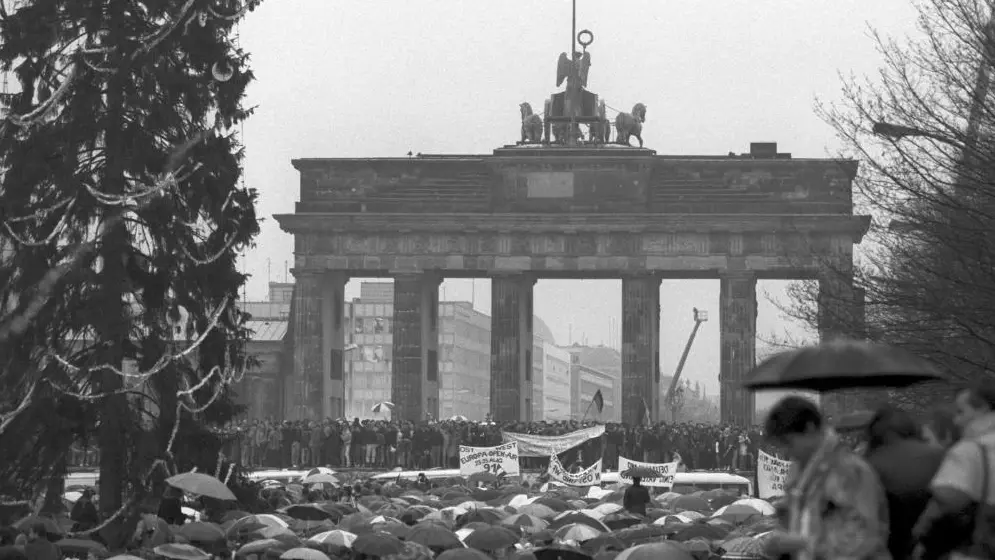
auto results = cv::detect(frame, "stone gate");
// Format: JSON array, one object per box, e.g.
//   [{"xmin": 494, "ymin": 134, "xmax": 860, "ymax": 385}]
[{"xmin": 274, "ymin": 32, "xmax": 869, "ymax": 425}]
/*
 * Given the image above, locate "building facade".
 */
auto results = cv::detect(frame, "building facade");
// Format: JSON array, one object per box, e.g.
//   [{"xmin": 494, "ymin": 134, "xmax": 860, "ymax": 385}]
[
  {"xmin": 541, "ymin": 342, "xmax": 572, "ymax": 421},
  {"xmin": 570, "ymin": 357, "xmax": 621, "ymax": 422},
  {"xmin": 342, "ymin": 282, "xmax": 555, "ymax": 421}
]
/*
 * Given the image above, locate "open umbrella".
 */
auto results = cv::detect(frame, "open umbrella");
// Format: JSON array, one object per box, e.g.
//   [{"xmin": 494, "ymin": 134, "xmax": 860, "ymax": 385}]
[
  {"xmin": 372, "ymin": 402, "xmax": 395, "ymax": 414},
  {"xmin": 166, "ymin": 473, "xmax": 237, "ymax": 501},
  {"xmin": 175, "ymin": 522, "xmax": 226, "ymax": 544},
  {"xmin": 619, "ymin": 467, "xmax": 663, "ymax": 479},
  {"xmin": 153, "ymin": 543, "xmax": 211, "ymax": 560},
  {"xmin": 614, "ymin": 542, "xmax": 693, "ymax": 560},
  {"xmin": 283, "ymin": 505, "xmax": 336, "ymax": 522},
  {"xmin": 307, "ymin": 530, "xmax": 357, "ymax": 548},
  {"xmin": 462, "ymin": 526, "xmax": 519, "ymax": 551},
  {"xmin": 13, "ymin": 516, "xmax": 63, "ymax": 537},
  {"xmin": 280, "ymin": 548, "xmax": 330, "ymax": 560},
  {"xmin": 437, "ymin": 550, "xmax": 491, "ymax": 560},
  {"xmin": 302, "ymin": 473, "xmax": 340, "ymax": 486},
  {"xmin": 743, "ymin": 339, "xmax": 945, "ymax": 391},
  {"xmin": 406, "ymin": 524, "xmax": 462, "ymax": 550},
  {"xmin": 352, "ymin": 532, "xmax": 405, "ymax": 557},
  {"xmin": 554, "ymin": 524, "xmax": 602, "ymax": 543}
]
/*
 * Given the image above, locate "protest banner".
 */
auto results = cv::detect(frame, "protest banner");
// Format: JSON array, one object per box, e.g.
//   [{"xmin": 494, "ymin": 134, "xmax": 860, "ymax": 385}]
[
  {"xmin": 617, "ymin": 456, "xmax": 679, "ymax": 488},
  {"xmin": 547, "ymin": 454, "xmax": 602, "ymax": 487},
  {"xmin": 459, "ymin": 442, "xmax": 520, "ymax": 477},
  {"xmin": 501, "ymin": 424, "xmax": 605, "ymax": 457},
  {"xmin": 757, "ymin": 450, "xmax": 791, "ymax": 499}
]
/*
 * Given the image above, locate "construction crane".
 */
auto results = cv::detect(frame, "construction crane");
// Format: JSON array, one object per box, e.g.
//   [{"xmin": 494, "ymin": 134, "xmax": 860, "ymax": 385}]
[{"xmin": 664, "ymin": 307, "xmax": 708, "ymax": 422}]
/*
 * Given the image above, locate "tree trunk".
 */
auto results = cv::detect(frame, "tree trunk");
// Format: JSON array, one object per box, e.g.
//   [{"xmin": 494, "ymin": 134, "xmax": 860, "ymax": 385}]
[{"xmin": 96, "ymin": 0, "xmax": 132, "ymax": 530}]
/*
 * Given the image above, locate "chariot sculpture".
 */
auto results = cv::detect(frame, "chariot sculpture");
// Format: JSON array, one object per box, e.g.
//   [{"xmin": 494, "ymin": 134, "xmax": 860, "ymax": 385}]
[{"xmin": 517, "ymin": 29, "xmax": 646, "ymax": 147}]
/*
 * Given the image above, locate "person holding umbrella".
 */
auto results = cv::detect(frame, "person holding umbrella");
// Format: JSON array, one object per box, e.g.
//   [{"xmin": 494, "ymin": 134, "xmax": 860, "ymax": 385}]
[{"xmin": 762, "ymin": 396, "xmax": 890, "ymax": 560}]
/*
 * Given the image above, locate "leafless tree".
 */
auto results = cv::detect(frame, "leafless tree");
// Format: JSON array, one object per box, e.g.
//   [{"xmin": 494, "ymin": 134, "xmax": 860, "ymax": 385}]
[{"xmin": 781, "ymin": 0, "xmax": 995, "ymax": 405}]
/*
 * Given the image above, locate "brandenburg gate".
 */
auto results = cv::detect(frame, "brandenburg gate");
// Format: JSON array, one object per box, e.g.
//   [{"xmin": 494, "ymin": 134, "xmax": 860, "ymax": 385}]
[{"xmin": 275, "ymin": 31, "xmax": 869, "ymax": 426}]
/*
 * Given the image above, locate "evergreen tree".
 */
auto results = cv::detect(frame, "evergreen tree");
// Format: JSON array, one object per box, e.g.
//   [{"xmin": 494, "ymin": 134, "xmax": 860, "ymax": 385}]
[{"xmin": 0, "ymin": 0, "xmax": 262, "ymax": 526}]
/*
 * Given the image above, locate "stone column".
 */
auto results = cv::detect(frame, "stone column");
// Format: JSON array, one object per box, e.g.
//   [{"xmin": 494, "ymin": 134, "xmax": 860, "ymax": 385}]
[
  {"xmin": 321, "ymin": 272, "xmax": 347, "ymax": 420},
  {"xmin": 490, "ymin": 274, "xmax": 535, "ymax": 422},
  {"xmin": 818, "ymin": 266, "xmax": 858, "ymax": 419},
  {"xmin": 621, "ymin": 274, "xmax": 661, "ymax": 425},
  {"xmin": 391, "ymin": 272, "xmax": 441, "ymax": 423},
  {"xmin": 719, "ymin": 271, "xmax": 757, "ymax": 426},
  {"xmin": 291, "ymin": 270, "xmax": 323, "ymax": 421}
]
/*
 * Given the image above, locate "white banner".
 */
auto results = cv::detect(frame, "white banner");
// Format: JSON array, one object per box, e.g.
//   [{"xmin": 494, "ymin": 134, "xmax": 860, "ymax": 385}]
[
  {"xmin": 617, "ymin": 457, "xmax": 679, "ymax": 488},
  {"xmin": 758, "ymin": 450, "xmax": 791, "ymax": 499},
  {"xmin": 547, "ymin": 454, "xmax": 602, "ymax": 487},
  {"xmin": 501, "ymin": 425, "xmax": 605, "ymax": 457},
  {"xmin": 459, "ymin": 442, "xmax": 520, "ymax": 477}
]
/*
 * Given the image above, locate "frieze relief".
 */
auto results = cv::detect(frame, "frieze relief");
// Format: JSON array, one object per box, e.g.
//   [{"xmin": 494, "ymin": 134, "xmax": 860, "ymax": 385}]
[{"xmin": 295, "ymin": 231, "xmax": 848, "ymax": 259}]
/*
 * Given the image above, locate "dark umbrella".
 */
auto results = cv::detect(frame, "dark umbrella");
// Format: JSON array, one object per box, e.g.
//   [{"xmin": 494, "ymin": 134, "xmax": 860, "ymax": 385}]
[
  {"xmin": 532, "ymin": 546, "xmax": 593, "ymax": 560},
  {"xmin": 437, "ymin": 549, "xmax": 491, "ymax": 560},
  {"xmin": 707, "ymin": 494, "xmax": 737, "ymax": 509},
  {"xmin": 581, "ymin": 535, "xmax": 625, "ymax": 554},
  {"xmin": 283, "ymin": 505, "xmax": 336, "ymax": 522},
  {"xmin": 619, "ymin": 467, "xmax": 662, "ymax": 479},
  {"xmin": 532, "ymin": 498, "xmax": 571, "ymax": 512},
  {"xmin": 379, "ymin": 523, "xmax": 411, "ymax": 540},
  {"xmin": 175, "ymin": 522, "xmax": 226, "ymax": 544},
  {"xmin": 13, "ymin": 516, "xmax": 63, "ymax": 537},
  {"xmin": 463, "ymin": 526, "xmax": 519, "ymax": 551},
  {"xmin": 406, "ymin": 524, "xmax": 462, "ymax": 551},
  {"xmin": 671, "ymin": 524, "xmax": 729, "ymax": 542},
  {"xmin": 600, "ymin": 513, "xmax": 642, "ymax": 531},
  {"xmin": 671, "ymin": 496, "xmax": 709, "ymax": 513},
  {"xmin": 743, "ymin": 339, "xmax": 945, "ymax": 391},
  {"xmin": 353, "ymin": 532, "xmax": 405, "ymax": 557}
]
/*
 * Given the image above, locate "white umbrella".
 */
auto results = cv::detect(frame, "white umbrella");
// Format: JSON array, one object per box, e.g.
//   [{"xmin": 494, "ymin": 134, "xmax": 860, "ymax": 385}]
[
  {"xmin": 371, "ymin": 402, "xmax": 394, "ymax": 414},
  {"xmin": 448, "ymin": 415, "xmax": 468, "ymax": 422}
]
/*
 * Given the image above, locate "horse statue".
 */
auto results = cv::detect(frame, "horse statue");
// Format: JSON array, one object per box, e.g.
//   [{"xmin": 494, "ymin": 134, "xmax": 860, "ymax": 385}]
[
  {"xmin": 589, "ymin": 100, "xmax": 611, "ymax": 144},
  {"xmin": 519, "ymin": 102, "xmax": 544, "ymax": 144},
  {"xmin": 615, "ymin": 103, "xmax": 647, "ymax": 147}
]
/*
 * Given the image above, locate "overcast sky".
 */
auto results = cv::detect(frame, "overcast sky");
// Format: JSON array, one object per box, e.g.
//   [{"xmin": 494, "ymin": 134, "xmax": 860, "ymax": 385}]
[{"xmin": 234, "ymin": 0, "xmax": 920, "ymax": 394}]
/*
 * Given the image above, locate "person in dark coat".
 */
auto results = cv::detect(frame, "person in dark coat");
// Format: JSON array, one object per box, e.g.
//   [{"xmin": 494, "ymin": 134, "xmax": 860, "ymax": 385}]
[
  {"xmin": 863, "ymin": 405, "xmax": 945, "ymax": 560},
  {"xmin": 70, "ymin": 489, "xmax": 99, "ymax": 533},
  {"xmin": 156, "ymin": 487, "xmax": 184, "ymax": 526},
  {"xmin": 622, "ymin": 477, "xmax": 650, "ymax": 516}
]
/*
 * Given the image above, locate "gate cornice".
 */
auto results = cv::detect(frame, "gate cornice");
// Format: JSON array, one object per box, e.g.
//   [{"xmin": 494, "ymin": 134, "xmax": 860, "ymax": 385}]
[{"xmin": 275, "ymin": 212, "xmax": 870, "ymax": 241}]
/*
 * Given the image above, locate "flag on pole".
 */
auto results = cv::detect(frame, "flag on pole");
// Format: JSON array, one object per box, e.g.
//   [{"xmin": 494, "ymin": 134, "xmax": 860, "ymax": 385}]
[
  {"xmin": 592, "ymin": 389, "xmax": 605, "ymax": 413},
  {"xmin": 640, "ymin": 397, "xmax": 651, "ymax": 426}
]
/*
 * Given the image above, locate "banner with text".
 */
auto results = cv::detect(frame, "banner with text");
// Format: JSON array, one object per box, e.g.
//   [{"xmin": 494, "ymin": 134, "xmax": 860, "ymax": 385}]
[
  {"xmin": 547, "ymin": 454, "xmax": 602, "ymax": 487},
  {"xmin": 757, "ymin": 450, "xmax": 791, "ymax": 499},
  {"xmin": 617, "ymin": 456, "xmax": 679, "ymax": 488},
  {"xmin": 502, "ymin": 425, "xmax": 606, "ymax": 457},
  {"xmin": 459, "ymin": 442, "xmax": 520, "ymax": 477}
]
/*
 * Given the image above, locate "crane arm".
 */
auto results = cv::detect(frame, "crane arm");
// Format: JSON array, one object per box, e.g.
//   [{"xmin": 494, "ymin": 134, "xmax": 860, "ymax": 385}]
[{"xmin": 665, "ymin": 315, "xmax": 705, "ymax": 403}]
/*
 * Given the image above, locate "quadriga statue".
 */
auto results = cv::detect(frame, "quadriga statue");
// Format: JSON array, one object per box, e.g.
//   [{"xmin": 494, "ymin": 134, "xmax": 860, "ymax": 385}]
[
  {"xmin": 519, "ymin": 102, "xmax": 543, "ymax": 144},
  {"xmin": 615, "ymin": 103, "xmax": 646, "ymax": 147}
]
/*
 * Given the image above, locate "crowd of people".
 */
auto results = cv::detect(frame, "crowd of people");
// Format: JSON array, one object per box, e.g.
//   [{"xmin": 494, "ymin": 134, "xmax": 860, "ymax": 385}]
[
  {"xmin": 12, "ymin": 378, "xmax": 995, "ymax": 560},
  {"xmin": 70, "ymin": 420, "xmax": 763, "ymax": 473}
]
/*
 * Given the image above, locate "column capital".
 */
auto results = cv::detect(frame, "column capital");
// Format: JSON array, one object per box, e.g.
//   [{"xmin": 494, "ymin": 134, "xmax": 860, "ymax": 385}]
[
  {"xmin": 718, "ymin": 270, "xmax": 757, "ymax": 280},
  {"xmin": 390, "ymin": 270, "xmax": 443, "ymax": 284},
  {"xmin": 620, "ymin": 271, "xmax": 660, "ymax": 278},
  {"xmin": 488, "ymin": 272, "xmax": 537, "ymax": 285}
]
